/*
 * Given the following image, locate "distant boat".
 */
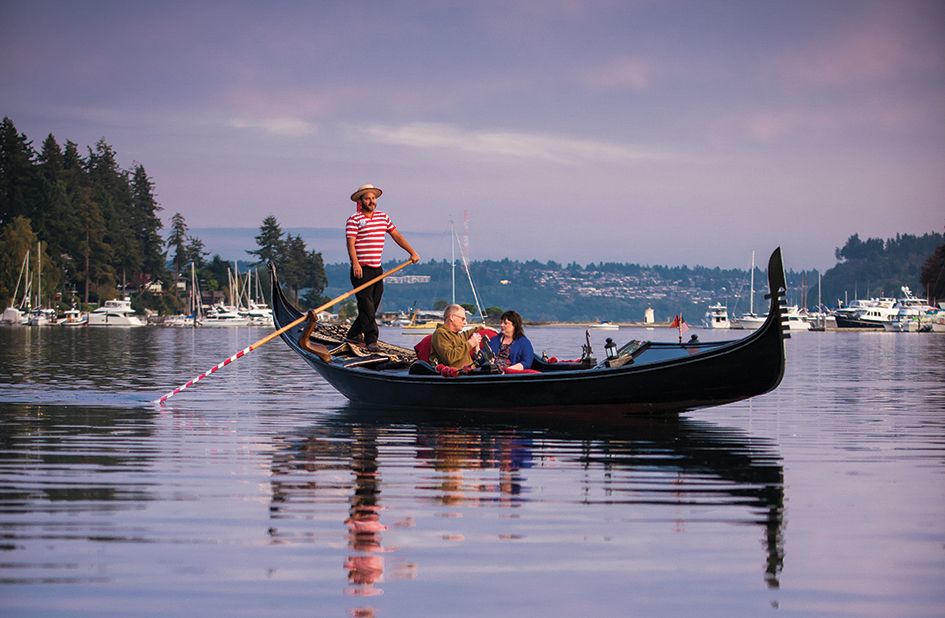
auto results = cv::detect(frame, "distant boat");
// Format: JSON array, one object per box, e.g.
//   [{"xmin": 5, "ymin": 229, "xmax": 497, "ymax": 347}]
[
  {"xmin": 164, "ymin": 263, "xmax": 202, "ymax": 327},
  {"xmin": 730, "ymin": 251, "xmax": 766, "ymax": 331},
  {"xmin": 2, "ymin": 249, "xmax": 31, "ymax": 326},
  {"xmin": 834, "ymin": 297, "xmax": 898, "ymax": 329},
  {"xmin": 730, "ymin": 314, "xmax": 765, "ymax": 330},
  {"xmin": 704, "ymin": 304, "xmax": 731, "ymax": 329},
  {"xmin": 88, "ymin": 298, "xmax": 146, "ymax": 327},
  {"xmin": 783, "ymin": 306, "xmax": 811, "ymax": 331},
  {"xmin": 199, "ymin": 304, "xmax": 251, "ymax": 328},
  {"xmin": 882, "ymin": 287, "xmax": 936, "ymax": 332},
  {"xmin": 592, "ymin": 322, "xmax": 620, "ymax": 330},
  {"xmin": 27, "ymin": 307, "xmax": 57, "ymax": 326},
  {"xmin": 0, "ymin": 307, "xmax": 25, "ymax": 326},
  {"xmin": 243, "ymin": 302, "xmax": 274, "ymax": 327},
  {"xmin": 931, "ymin": 304, "xmax": 945, "ymax": 333},
  {"xmin": 58, "ymin": 308, "xmax": 88, "ymax": 327},
  {"xmin": 401, "ymin": 308, "xmax": 442, "ymax": 335}
]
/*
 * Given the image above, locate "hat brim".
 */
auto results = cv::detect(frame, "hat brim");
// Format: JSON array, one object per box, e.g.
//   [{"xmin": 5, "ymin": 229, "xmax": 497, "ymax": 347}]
[{"xmin": 351, "ymin": 187, "xmax": 382, "ymax": 202}]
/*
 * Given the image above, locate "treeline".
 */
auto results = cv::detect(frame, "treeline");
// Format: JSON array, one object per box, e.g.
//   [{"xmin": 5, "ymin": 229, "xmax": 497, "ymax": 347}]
[
  {"xmin": 0, "ymin": 117, "xmax": 164, "ymax": 306},
  {"xmin": 822, "ymin": 232, "xmax": 944, "ymax": 305},
  {"xmin": 0, "ymin": 117, "xmax": 327, "ymax": 312},
  {"xmin": 323, "ymin": 233, "xmax": 944, "ymax": 322}
]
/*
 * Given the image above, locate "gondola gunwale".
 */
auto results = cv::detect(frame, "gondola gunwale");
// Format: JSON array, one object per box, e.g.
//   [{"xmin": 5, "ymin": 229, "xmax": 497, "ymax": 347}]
[{"xmin": 272, "ymin": 247, "xmax": 788, "ymax": 412}]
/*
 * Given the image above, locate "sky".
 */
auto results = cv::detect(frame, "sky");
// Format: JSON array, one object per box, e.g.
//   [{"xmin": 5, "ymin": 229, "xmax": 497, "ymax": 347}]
[{"xmin": 2, "ymin": 0, "xmax": 943, "ymax": 270}]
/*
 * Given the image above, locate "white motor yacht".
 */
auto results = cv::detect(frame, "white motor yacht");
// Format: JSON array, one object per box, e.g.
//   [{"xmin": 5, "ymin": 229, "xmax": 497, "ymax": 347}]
[
  {"xmin": 704, "ymin": 304, "xmax": 731, "ymax": 329},
  {"xmin": 243, "ymin": 302, "xmax": 274, "ymax": 327},
  {"xmin": 834, "ymin": 297, "xmax": 898, "ymax": 329},
  {"xmin": 730, "ymin": 314, "xmax": 766, "ymax": 330},
  {"xmin": 883, "ymin": 288, "xmax": 936, "ymax": 332},
  {"xmin": 199, "ymin": 305, "xmax": 251, "ymax": 327},
  {"xmin": 783, "ymin": 306, "xmax": 811, "ymax": 331},
  {"xmin": 88, "ymin": 298, "xmax": 146, "ymax": 327}
]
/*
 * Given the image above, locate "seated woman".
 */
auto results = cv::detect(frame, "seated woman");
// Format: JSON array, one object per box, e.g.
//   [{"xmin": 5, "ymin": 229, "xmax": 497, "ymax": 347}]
[{"xmin": 487, "ymin": 310, "xmax": 534, "ymax": 372}]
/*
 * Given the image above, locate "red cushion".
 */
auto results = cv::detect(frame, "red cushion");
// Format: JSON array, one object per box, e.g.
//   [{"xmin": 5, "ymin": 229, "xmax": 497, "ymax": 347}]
[
  {"xmin": 502, "ymin": 367, "xmax": 541, "ymax": 374},
  {"xmin": 414, "ymin": 334, "xmax": 433, "ymax": 362},
  {"xmin": 435, "ymin": 363, "xmax": 459, "ymax": 377}
]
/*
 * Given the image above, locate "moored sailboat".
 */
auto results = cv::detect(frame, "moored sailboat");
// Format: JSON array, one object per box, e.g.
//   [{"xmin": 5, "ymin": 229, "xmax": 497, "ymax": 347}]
[{"xmin": 730, "ymin": 251, "xmax": 766, "ymax": 331}]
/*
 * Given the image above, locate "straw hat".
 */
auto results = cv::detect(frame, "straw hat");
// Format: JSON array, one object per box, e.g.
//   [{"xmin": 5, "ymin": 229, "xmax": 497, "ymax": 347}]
[{"xmin": 350, "ymin": 184, "xmax": 383, "ymax": 202}]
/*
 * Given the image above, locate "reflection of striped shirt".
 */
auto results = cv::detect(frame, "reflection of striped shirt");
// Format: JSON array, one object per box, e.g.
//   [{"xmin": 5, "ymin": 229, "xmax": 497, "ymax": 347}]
[{"xmin": 345, "ymin": 210, "xmax": 396, "ymax": 268}]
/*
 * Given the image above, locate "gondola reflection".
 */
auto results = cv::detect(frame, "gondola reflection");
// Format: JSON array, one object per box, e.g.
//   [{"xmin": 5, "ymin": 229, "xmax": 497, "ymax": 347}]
[{"xmin": 268, "ymin": 404, "xmax": 785, "ymax": 609}]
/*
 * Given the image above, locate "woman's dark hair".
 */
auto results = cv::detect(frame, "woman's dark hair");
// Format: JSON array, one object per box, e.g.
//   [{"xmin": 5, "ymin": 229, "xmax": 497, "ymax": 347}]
[{"xmin": 500, "ymin": 310, "xmax": 525, "ymax": 340}]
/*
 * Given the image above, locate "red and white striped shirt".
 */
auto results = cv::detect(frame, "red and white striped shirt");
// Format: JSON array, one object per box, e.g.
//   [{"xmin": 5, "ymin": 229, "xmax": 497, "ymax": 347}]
[{"xmin": 345, "ymin": 210, "xmax": 396, "ymax": 268}]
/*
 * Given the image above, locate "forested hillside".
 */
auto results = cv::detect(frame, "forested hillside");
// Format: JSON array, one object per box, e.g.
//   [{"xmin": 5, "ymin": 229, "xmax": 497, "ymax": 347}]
[
  {"xmin": 822, "ymin": 232, "xmax": 944, "ymax": 305},
  {"xmin": 0, "ymin": 118, "xmax": 327, "ymax": 312}
]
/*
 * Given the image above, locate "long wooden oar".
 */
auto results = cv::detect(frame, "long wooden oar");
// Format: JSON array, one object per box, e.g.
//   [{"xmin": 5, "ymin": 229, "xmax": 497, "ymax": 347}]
[{"xmin": 156, "ymin": 259, "xmax": 414, "ymax": 405}]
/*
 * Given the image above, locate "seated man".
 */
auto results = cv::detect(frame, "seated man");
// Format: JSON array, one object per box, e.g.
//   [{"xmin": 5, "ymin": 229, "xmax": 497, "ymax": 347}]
[{"xmin": 430, "ymin": 304, "xmax": 484, "ymax": 369}]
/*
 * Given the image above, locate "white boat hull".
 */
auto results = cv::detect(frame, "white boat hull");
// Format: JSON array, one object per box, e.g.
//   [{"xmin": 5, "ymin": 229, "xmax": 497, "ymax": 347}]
[
  {"xmin": 88, "ymin": 314, "xmax": 146, "ymax": 327},
  {"xmin": 198, "ymin": 317, "xmax": 252, "ymax": 327},
  {"xmin": 1, "ymin": 307, "xmax": 25, "ymax": 325},
  {"xmin": 730, "ymin": 315, "xmax": 766, "ymax": 330}
]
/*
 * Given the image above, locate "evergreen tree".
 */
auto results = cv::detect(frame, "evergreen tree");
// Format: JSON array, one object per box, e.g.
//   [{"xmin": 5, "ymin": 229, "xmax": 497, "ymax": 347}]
[
  {"xmin": 185, "ymin": 235, "xmax": 208, "ymax": 269},
  {"xmin": 280, "ymin": 233, "xmax": 308, "ymax": 301},
  {"xmin": 250, "ymin": 215, "xmax": 284, "ymax": 265},
  {"xmin": 299, "ymin": 249, "xmax": 328, "ymax": 307},
  {"xmin": 0, "ymin": 117, "xmax": 39, "ymax": 227},
  {"xmin": 279, "ymin": 234, "xmax": 328, "ymax": 304},
  {"xmin": 823, "ymin": 232, "xmax": 944, "ymax": 304},
  {"xmin": 35, "ymin": 135, "xmax": 80, "ymax": 277},
  {"xmin": 63, "ymin": 141, "xmax": 111, "ymax": 304},
  {"xmin": 921, "ymin": 243, "xmax": 945, "ymax": 302},
  {"xmin": 307, "ymin": 249, "xmax": 327, "ymax": 298},
  {"xmin": 87, "ymin": 138, "xmax": 137, "ymax": 291},
  {"xmin": 129, "ymin": 164, "xmax": 165, "ymax": 282},
  {"xmin": 166, "ymin": 212, "xmax": 189, "ymax": 277}
]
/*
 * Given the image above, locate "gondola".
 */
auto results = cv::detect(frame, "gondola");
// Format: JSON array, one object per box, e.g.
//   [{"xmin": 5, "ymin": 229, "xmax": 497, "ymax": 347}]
[{"xmin": 271, "ymin": 247, "xmax": 789, "ymax": 414}]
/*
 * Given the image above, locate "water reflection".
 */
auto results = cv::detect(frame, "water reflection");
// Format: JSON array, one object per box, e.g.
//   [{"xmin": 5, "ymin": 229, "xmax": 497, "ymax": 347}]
[{"xmin": 268, "ymin": 404, "xmax": 785, "ymax": 610}]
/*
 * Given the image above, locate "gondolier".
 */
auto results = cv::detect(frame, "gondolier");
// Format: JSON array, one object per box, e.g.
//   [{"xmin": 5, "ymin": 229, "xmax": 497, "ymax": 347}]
[{"xmin": 345, "ymin": 184, "xmax": 420, "ymax": 352}]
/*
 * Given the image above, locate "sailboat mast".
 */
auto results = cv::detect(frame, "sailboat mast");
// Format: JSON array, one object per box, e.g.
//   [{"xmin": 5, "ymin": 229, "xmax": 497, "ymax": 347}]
[
  {"xmin": 453, "ymin": 226, "xmax": 485, "ymax": 322},
  {"xmin": 191, "ymin": 262, "xmax": 199, "ymax": 327},
  {"xmin": 749, "ymin": 250, "xmax": 755, "ymax": 315},
  {"xmin": 818, "ymin": 271, "xmax": 822, "ymax": 309},
  {"xmin": 37, "ymin": 241, "xmax": 42, "ymax": 309},
  {"xmin": 450, "ymin": 219, "xmax": 456, "ymax": 305}
]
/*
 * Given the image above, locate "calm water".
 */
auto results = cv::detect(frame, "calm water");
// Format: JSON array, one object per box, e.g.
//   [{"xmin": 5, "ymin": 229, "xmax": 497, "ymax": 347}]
[{"xmin": 1, "ymin": 325, "xmax": 943, "ymax": 617}]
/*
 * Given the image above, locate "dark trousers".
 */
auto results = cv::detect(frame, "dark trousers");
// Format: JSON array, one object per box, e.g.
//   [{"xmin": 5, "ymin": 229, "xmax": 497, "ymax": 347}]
[{"xmin": 346, "ymin": 265, "xmax": 383, "ymax": 345}]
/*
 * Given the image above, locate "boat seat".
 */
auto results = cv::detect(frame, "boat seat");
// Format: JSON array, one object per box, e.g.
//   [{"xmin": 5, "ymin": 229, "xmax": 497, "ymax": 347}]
[
  {"xmin": 531, "ymin": 355, "xmax": 591, "ymax": 372},
  {"xmin": 408, "ymin": 360, "xmax": 439, "ymax": 375}
]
